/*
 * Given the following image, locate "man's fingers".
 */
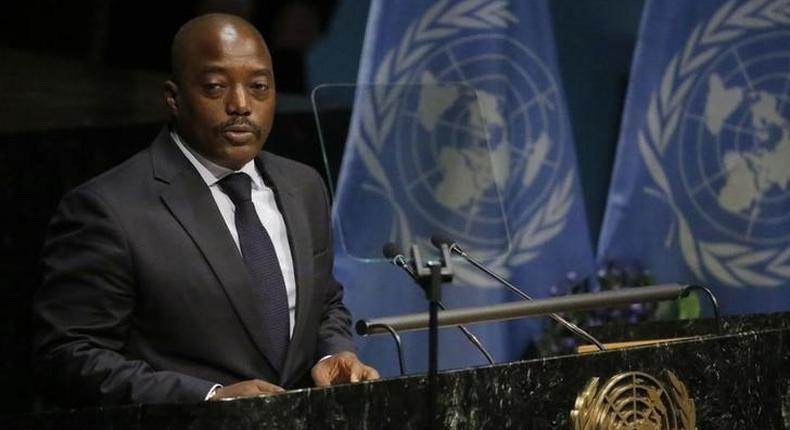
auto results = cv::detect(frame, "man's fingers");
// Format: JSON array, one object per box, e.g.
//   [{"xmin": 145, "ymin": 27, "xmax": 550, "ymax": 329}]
[
  {"xmin": 349, "ymin": 361, "xmax": 364, "ymax": 383},
  {"xmin": 311, "ymin": 361, "xmax": 334, "ymax": 387},
  {"xmin": 212, "ymin": 379, "xmax": 284, "ymax": 399},
  {"xmin": 314, "ymin": 372, "xmax": 332, "ymax": 387},
  {"xmin": 352, "ymin": 364, "xmax": 380, "ymax": 382},
  {"xmin": 311, "ymin": 352, "xmax": 380, "ymax": 387},
  {"xmin": 252, "ymin": 379, "xmax": 285, "ymax": 393},
  {"xmin": 312, "ymin": 365, "xmax": 333, "ymax": 386},
  {"xmin": 364, "ymin": 365, "xmax": 380, "ymax": 381},
  {"xmin": 349, "ymin": 361, "xmax": 380, "ymax": 383}
]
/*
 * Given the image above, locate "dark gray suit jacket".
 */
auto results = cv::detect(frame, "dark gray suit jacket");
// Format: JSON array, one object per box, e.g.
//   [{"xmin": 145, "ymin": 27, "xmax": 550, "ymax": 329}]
[{"xmin": 33, "ymin": 128, "xmax": 354, "ymax": 407}]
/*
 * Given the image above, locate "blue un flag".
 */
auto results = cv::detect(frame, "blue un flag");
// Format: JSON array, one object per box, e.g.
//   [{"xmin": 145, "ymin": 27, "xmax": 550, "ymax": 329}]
[
  {"xmin": 598, "ymin": 0, "xmax": 790, "ymax": 314},
  {"xmin": 330, "ymin": 0, "xmax": 595, "ymax": 376}
]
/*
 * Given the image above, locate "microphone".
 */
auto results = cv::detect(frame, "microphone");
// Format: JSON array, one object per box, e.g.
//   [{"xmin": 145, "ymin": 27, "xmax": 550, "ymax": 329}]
[
  {"xmin": 382, "ymin": 242, "xmax": 495, "ymax": 364},
  {"xmin": 383, "ymin": 242, "xmax": 418, "ymax": 279},
  {"xmin": 430, "ymin": 234, "xmax": 606, "ymax": 351}
]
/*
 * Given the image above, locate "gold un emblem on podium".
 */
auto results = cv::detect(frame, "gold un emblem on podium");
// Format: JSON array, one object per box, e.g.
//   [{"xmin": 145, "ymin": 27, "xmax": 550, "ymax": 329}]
[{"xmin": 571, "ymin": 370, "xmax": 696, "ymax": 430}]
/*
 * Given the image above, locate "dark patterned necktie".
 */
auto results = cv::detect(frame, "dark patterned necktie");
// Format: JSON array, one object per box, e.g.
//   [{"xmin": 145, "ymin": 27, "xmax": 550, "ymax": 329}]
[{"xmin": 219, "ymin": 172, "xmax": 289, "ymax": 371}]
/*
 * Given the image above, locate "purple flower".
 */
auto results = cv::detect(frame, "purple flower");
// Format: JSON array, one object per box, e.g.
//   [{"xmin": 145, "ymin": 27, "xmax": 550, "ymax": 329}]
[{"xmin": 560, "ymin": 337, "xmax": 577, "ymax": 350}]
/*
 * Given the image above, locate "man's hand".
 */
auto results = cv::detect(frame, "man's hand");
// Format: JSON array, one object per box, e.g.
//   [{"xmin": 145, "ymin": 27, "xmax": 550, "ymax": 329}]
[
  {"xmin": 311, "ymin": 351, "xmax": 380, "ymax": 387},
  {"xmin": 209, "ymin": 379, "xmax": 284, "ymax": 400}
]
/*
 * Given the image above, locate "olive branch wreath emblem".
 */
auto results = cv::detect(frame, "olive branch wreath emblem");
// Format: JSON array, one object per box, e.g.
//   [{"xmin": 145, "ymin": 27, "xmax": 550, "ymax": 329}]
[
  {"xmin": 571, "ymin": 370, "xmax": 695, "ymax": 430},
  {"xmin": 639, "ymin": 0, "xmax": 790, "ymax": 287},
  {"xmin": 354, "ymin": 0, "xmax": 577, "ymax": 286}
]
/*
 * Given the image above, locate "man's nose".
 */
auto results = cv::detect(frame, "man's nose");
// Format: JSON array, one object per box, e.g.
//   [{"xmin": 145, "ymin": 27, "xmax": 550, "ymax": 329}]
[{"xmin": 226, "ymin": 85, "xmax": 251, "ymax": 115}]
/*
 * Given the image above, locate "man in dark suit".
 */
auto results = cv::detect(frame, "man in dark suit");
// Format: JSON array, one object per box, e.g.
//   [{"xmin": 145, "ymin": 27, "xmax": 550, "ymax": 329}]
[{"xmin": 32, "ymin": 13, "xmax": 378, "ymax": 407}]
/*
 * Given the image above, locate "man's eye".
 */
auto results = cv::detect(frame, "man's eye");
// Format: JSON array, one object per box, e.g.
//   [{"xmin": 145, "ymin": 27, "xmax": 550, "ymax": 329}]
[
  {"xmin": 203, "ymin": 83, "xmax": 224, "ymax": 92},
  {"xmin": 251, "ymin": 82, "xmax": 269, "ymax": 91}
]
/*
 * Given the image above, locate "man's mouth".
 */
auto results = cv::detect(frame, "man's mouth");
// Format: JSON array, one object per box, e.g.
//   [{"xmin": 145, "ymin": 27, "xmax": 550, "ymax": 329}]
[
  {"xmin": 224, "ymin": 124, "xmax": 254, "ymax": 132},
  {"xmin": 221, "ymin": 125, "xmax": 258, "ymax": 143}
]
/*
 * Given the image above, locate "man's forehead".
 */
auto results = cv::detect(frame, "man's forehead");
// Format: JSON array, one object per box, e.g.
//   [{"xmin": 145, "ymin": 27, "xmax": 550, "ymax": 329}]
[
  {"xmin": 196, "ymin": 22, "xmax": 265, "ymax": 49},
  {"xmin": 217, "ymin": 23, "xmax": 243, "ymax": 45},
  {"xmin": 185, "ymin": 29, "xmax": 270, "ymax": 64},
  {"xmin": 171, "ymin": 14, "xmax": 272, "ymax": 81}
]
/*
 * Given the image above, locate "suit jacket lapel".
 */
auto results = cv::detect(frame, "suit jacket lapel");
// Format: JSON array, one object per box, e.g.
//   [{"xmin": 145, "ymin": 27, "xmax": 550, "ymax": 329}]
[
  {"xmin": 150, "ymin": 130, "xmax": 280, "ymax": 373},
  {"xmin": 256, "ymin": 154, "xmax": 315, "ymax": 385}
]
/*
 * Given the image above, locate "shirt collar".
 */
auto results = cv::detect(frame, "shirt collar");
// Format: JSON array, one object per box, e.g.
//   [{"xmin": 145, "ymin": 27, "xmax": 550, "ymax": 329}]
[{"xmin": 171, "ymin": 130, "xmax": 263, "ymax": 190}]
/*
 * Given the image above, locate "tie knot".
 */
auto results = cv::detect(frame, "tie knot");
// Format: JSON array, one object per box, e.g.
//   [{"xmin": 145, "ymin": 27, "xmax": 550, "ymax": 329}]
[{"xmin": 219, "ymin": 173, "xmax": 252, "ymax": 203}]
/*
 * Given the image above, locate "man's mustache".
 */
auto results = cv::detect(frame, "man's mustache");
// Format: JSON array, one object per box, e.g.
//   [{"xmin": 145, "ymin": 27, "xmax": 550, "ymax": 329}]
[{"xmin": 217, "ymin": 118, "xmax": 261, "ymax": 135}]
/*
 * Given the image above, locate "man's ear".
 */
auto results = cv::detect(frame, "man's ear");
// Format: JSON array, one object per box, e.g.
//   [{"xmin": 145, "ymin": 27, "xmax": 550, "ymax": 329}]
[{"xmin": 164, "ymin": 80, "xmax": 179, "ymax": 115}]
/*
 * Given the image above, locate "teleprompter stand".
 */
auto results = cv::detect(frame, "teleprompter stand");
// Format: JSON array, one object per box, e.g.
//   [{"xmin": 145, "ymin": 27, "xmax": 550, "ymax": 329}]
[{"xmin": 409, "ymin": 244, "xmax": 453, "ymax": 429}]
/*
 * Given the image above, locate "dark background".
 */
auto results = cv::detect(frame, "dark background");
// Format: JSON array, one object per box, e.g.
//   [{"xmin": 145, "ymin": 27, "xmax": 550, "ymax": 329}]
[{"xmin": 0, "ymin": 0, "xmax": 644, "ymax": 415}]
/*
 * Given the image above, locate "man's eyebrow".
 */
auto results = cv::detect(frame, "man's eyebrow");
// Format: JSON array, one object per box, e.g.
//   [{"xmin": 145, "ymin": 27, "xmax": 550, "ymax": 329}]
[
  {"xmin": 199, "ymin": 65, "xmax": 227, "ymax": 74},
  {"xmin": 250, "ymin": 68, "xmax": 274, "ymax": 78}
]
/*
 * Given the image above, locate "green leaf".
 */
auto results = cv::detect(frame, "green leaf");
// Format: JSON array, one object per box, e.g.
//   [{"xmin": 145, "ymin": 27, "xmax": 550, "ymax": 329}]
[{"xmin": 677, "ymin": 293, "xmax": 701, "ymax": 319}]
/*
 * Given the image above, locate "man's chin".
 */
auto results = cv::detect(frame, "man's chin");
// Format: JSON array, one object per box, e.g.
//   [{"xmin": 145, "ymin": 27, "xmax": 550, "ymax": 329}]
[{"xmin": 218, "ymin": 146, "xmax": 262, "ymax": 170}]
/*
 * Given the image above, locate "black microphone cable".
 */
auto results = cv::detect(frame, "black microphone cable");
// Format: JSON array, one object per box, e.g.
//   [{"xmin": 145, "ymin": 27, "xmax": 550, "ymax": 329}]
[
  {"xmin": 430, "ymin": 234, "xmax": 606, "ymax": 352},
  {"xmin": 383, "ymin": 242, "xmax": 495, "ymax": 364}
]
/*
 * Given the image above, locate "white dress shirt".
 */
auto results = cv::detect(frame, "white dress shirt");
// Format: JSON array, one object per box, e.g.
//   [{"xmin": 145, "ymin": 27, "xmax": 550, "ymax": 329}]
[{"xmin": 171, "ymin": 131, "xmax": 297, "ymax": 338}]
